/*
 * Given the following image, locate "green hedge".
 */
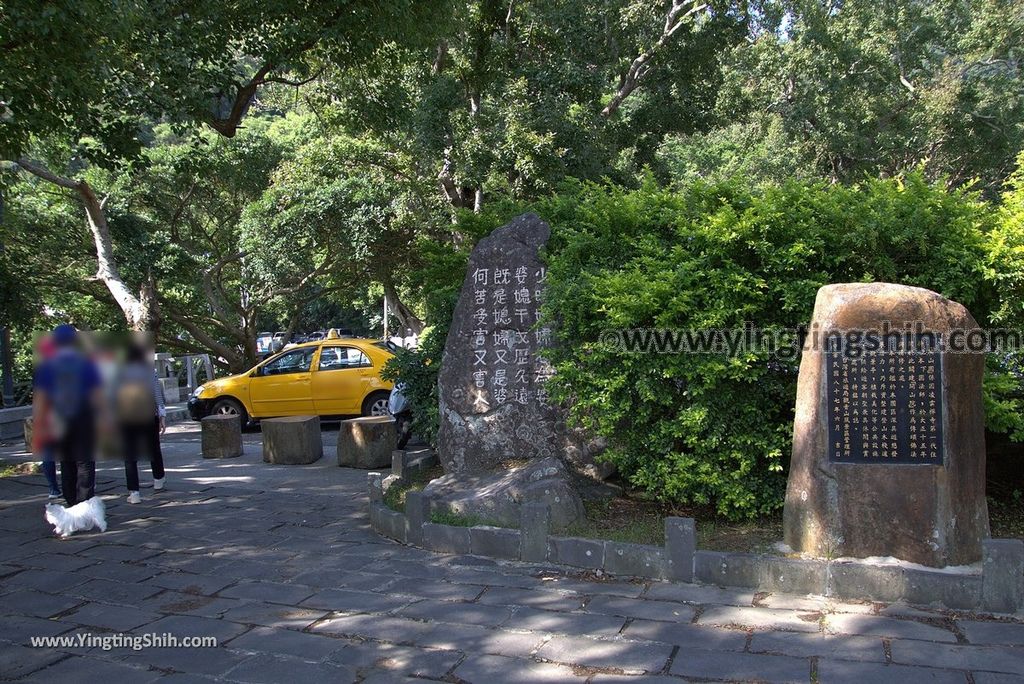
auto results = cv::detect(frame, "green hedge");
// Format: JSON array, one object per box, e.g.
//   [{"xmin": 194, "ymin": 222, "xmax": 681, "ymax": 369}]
[{"xmin": 538, "ymin": 174, "xmax": 1000, "ymax": 519}]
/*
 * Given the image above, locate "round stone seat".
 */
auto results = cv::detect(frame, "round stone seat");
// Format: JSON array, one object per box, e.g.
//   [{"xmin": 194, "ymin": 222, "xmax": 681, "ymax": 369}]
[
  {"xmin": 337, "ymin": 416, "xmax": 397, "ymax": 469},
  {"xmin": 201, "ymin": 414, "xmax": 243, "ymax": 459},
  {"xmin": 262, "ymin": 415, "xmax": 323, "ymax": 465}
]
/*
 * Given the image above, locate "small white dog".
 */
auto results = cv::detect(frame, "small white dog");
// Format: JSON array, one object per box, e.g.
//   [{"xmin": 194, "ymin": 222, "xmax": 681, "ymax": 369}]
[{"xmin": 44, "ymin": 496, "xmax": 107, "ymax": 538}]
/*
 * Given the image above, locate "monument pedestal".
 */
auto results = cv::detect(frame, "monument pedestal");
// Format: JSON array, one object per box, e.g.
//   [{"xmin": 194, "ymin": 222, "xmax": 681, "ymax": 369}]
[{"xmin": 784, "ymin": 283, "xmax": 989, "ymax": 567}]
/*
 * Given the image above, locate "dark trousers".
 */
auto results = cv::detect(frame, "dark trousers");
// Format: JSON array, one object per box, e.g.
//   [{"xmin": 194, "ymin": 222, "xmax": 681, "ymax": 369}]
[
  {"xmin": 56, "ymin": 412, "xmax": 96, "ymax": 506},
  {"xmin": 42, "ymin": 460, "xmax": 60, "ymax": 494},
  {"xmin": 395, "ymin": 411, "xmax": 413, "ymax": 450},
  {"xmin": 60, "ymin": 460, "xmax": 96, "ymax": 507},
  {"xmin": 122, "ymin": 417, "xmax": 165, "ymax": 491}
]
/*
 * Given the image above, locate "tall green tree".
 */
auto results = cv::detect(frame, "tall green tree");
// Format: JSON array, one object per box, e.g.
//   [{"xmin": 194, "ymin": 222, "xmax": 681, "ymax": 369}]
[
  {"xmin": 1, "ymin": 0, "xmax": 450, "ymax": 332},
  {"xmin": 317, "ymin": 0, "xmax": 747, "ymax": 215},
  {"xmin": 670, "ymin": 0, "xmax": 1024, "ymax": 192},
  {"xmin": 241, "ymin": 133, "xmax": 442, "ymax": 339}
]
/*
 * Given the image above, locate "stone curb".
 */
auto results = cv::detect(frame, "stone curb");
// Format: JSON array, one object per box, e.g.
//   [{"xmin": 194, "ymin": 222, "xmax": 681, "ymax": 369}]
[{"xmin": 367, "ymin": 471, "xmax": 1024, "ymax": 613}]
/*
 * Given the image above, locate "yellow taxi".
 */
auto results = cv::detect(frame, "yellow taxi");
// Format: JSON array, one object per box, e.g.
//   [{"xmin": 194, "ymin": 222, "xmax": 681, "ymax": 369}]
[{"xmin": 187, "ymin": 333, "xmax": 395, "ymax": 426}]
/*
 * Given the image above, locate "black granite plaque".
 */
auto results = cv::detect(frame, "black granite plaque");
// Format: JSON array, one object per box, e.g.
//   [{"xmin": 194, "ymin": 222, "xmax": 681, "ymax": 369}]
[{"xmin": 826, "ymin": 334, "xmax": 944, "ymax": 464}]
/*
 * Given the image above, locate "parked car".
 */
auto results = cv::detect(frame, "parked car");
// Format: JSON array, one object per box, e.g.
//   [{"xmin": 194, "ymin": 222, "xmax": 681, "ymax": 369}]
[{"xmin": 188, "ymin": 334, "xmax": 395, "ymax": 426}]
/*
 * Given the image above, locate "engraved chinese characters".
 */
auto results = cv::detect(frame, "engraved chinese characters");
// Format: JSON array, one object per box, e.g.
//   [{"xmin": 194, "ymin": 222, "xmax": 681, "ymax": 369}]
[
  {"xmin": 434, "ymin": 214, "xmax": 592, "ymax": 527},
  {"xmin": 785, "ymin": 283, "xmax": 989, "ymax": 567},
  {"xmin": 826, "ymin": 336, "xmax": 944, "ymax": 464},
  {"xmin": 467, "ymin": 263, "xmax": 554, "ymax": 412},
  {"xmin": 439, "ymin": 213, "xmax": 600, "ymax": 481}
]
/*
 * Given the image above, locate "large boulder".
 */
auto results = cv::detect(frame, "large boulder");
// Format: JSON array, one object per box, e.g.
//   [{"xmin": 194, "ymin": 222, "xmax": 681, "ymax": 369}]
[
  {"xmin": 784, "ymin": 283, "xmax": 989, "ymax": 567},
  {"xmin": 435, "ymin": 213, "xmax": 610, "ymax": 525}
]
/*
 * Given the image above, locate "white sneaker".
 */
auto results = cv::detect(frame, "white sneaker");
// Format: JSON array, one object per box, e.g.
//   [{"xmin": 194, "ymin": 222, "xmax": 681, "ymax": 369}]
[
  {"xmin": 127, "ymin": 491, "xmax": 142, "ymax": 504},
  {"xmin": 153, "ymin": 478, "xmax": 165, "ymax": 491}
]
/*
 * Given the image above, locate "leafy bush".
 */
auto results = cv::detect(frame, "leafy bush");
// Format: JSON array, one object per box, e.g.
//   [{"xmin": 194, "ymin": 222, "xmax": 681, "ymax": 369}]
[
  {"xmin": 381, "ymin": 225, "xmax": 492, "ymax": 446},
  {"xmin": 984, "ymin": 153, "xmax": 1024, "ymax": 441},
  {"xmin": 538, "ymin": 173, "xmax": 997, "ymax": 520}
]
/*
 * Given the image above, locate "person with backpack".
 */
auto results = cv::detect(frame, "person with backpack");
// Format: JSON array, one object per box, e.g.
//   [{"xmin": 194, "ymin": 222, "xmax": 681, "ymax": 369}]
[
  {"xmin": 31, "ymin": 324, "xmax": 104, "ymax": 507},
  {"xmin": 114, "ymin": 344, "xmax": 167, "ymax": 504}
]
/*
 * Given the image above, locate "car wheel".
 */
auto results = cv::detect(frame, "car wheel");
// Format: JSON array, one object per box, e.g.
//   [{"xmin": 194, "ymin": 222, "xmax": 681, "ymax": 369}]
[
  {"xmin": 211, "ymin": 398, "xmax": 248, "ymax": 428},
  {"xmin": 362, "ymin": 391, "xmax": 391, "ymax": 417}
]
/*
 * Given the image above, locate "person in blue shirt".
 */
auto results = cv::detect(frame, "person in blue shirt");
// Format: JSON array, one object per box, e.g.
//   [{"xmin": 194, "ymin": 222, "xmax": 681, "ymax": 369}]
[{"xmin": 32, "ymin": 325, "xmax": 104, "ymax": 506}]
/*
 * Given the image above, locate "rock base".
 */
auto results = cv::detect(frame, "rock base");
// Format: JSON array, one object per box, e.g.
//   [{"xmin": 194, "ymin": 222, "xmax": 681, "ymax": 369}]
[{"xmin": 422, "ymin": 456, "xmax": 585, "ymax": 528}]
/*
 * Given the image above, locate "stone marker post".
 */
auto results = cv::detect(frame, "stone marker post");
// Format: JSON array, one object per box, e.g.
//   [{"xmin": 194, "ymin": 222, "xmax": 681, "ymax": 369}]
[{"xmin": 784, "ymin": 283, "xmax": 990, "ymax": 567}]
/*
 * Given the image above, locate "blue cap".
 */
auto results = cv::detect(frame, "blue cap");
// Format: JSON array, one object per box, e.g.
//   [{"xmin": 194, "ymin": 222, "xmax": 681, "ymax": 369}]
[{"xmin": 52, "ymin": 324, "xmax": 77, "ymax": 346}]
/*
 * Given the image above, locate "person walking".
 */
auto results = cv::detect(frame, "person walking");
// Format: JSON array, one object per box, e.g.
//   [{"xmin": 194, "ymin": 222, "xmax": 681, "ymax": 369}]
[
  {"xmin": 32, "ymin": 325, "xmax": 103, "ymax": 507},
  {"xmin": 114, "ymin": 344, "xmax": 167, "ymax": 504},
  {"xmin": 31, "ymin": 334, "xmax": 62, "ymax": 500}
]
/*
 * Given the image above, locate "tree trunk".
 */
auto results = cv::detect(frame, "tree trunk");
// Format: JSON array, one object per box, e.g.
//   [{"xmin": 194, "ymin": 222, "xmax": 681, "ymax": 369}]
[
  {"xmin": 382, "ymin": 279, "xmax": 424, "ymax": 336},
  {"xmin": 282, "ymin": 306, "xmax": 301, "ymax": 346},
  {"xmin": 13, "ymin": 159, "xmax": 161, "ymax": 332},
  {"xmin": 166, "ymin": 312, "xmax": 246, "ymax": 372},
  {"xmin": 601, "ymin": 1, "xmax": 709, "ymax": 118}
]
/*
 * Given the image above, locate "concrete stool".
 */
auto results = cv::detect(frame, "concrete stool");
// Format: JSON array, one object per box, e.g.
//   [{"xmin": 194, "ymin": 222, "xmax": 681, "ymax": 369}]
[
  {"xmin": 201, "ymin": 414, "xmax": 243, "ymax": 459},
  {"xmin": 263, "ymin": 416, "xmax": 323, "ymax": 464},
  {"xmin": 338, "ymin": 416, "xmax": 397, "ymax": 468}
]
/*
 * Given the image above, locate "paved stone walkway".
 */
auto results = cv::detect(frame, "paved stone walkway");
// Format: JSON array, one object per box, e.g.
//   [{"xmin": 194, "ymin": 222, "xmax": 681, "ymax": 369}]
[{"xmin": 0, "ymin": 424, "xmax": 1022, "ymax": 683}]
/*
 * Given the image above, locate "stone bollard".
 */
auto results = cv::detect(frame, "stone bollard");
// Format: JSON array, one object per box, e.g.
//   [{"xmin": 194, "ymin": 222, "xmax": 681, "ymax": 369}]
[
  {"xmin": 337, "ymin": 416, "xmax": 397, "ymax": 468},
  {"xmin": 367, "ymin": 472, "xmax": 384, "ymax": 503},
  {"xmin": 665, "ymin": 517, "xmax": 696, "ymax": 582},
  {"xmin": 982, "ymin": 539, "xmax": 1024, "ymax": 613},
  {"xmin": 391, "ymin": 449, "xmax": 406, "ymax": 478},
  {"xmin": 201, "ymin": 415, "xmax": 243, "ymax": 459},
  {"xmin": 404, "ymin": 447, "xmax": 437, "ymax": 475},
  {"xmin": 520, "ymin": 502, "xmax": 550, "ymax": 562},
  {"xmin": 262, "ymin": 416, "xmax": 323, "ymax": 464},
  {"xmin": 23, "ymin": 416, "xmax": 33, "ymax": 452},
  {"xmin": 405, "ymin": 490, "xmax": 430, "ymax": 546}
]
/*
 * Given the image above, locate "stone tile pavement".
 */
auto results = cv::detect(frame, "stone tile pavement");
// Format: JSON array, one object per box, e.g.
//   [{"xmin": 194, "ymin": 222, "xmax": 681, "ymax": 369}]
[{"xmin": 0, "ymin": 424, "xmax": 1022, "ymax": 682}]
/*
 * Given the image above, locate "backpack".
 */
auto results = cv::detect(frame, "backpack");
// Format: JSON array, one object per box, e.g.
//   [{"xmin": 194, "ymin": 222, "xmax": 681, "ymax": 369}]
[
  {"xmin": 47, "ymin": 354, "xmax": 89, "ymax": 439},
  {"xmin": 116, "ymin": 372, "xmax": 156, "ymax": 426}
]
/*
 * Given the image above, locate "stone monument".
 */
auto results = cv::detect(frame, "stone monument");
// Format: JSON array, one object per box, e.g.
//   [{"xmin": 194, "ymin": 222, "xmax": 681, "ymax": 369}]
[
  {"xmin": 430, "ymin": 213, "xmax": 603, "ymax": 527},
  {"xmin": 784, "ymin": 283, "xmax": 990, "ymax": 567}
]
